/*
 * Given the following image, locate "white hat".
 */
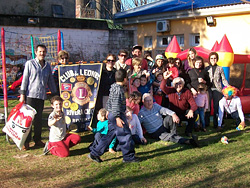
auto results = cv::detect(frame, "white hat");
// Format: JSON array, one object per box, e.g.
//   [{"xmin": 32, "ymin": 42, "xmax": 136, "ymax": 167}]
[{"xmin": 155, "ymin": 54, "xmax": 165, "ymax": 61}]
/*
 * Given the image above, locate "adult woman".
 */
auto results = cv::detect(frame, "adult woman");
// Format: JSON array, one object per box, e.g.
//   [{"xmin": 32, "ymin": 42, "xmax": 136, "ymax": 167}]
[
  {"xmin": 183, "ymin": 47, "xmax": 197, "ymax": 73},
  {"xmin": 99, "ymin": 54, "xmax": 117, "ymax": 108},
  {"xmin": 174, "ymin": 57, "xmax": 182, "ymax": 74},
  {"xmin": 206, "ymin": 52, "xmax": 229, "ymax": 128},
  {"xmin": 52, "ymin": 50, "xmax": 70, "ymax": 93},
  {"xmin": 187, "ymin": 56, "xmax": 210, "ymax": 97}
]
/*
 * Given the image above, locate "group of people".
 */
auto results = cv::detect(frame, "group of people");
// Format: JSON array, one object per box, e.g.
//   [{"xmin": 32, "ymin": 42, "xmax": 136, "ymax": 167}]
[
  {"xmin": 87, "ymin": 45, "xmax": 246, "ymax": 163},
  {"xmin": 18, "ymin": 44, "xmax": 246, "ymax": 162}
]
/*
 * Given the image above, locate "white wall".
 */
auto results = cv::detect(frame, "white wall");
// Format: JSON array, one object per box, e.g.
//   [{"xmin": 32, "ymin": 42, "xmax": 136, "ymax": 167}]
[{"xmin": 1, "ymin": 26, "xmax": 110, "ymax": 62}]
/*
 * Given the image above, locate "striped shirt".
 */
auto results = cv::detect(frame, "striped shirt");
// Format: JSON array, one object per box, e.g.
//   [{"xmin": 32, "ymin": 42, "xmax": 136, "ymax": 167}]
[
  {"xmin": 106, "ymin": 83, "xmax": 126, "ymax": 118},
  {"xmin": 20, "ymin": 58, "xmax": 57, "ymax": 100},
  {"xmin": 138, "ymin": 103, "xmax": 175, "ymax": 134}
]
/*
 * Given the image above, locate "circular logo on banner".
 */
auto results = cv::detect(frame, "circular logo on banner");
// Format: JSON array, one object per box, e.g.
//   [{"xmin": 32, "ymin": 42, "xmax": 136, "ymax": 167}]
[
  {"xmin": 63, "ymin": 100, "xmax": 71, "ymax": 108},
  {"xmin": 75, "ymin": 87, "xmax": 88, "ymax": 99},
  {"xmin": 61, "ymin": 91, "xmax": 70, "ymax": 100},
  {"xmin": 70, "ymin": 103, "xmax": 79, "ymax": 111},
  {"xmin": 70, "ymin": 77, "xmax": 76, "ymax": 83},
  {"xmin": 71, "ymin": 82, "xmax": 92, "ymax": 106},
  {"xmin": 76, "ymin": 75, "xmax": 86, "ymax": 82},
  {"xmin": 87, "ymin": 77, "xmax": 95, "ymax": 85}
]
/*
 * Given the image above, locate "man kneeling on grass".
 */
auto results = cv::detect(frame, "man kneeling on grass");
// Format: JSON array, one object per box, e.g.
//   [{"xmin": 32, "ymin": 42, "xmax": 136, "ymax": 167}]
[
  {"xmin": 217, "ymin": 85, "xmax": 245, "ymax": 131},
  {"xmin": 138, "ymin": 93, "xmax": 199, "ymax": 147}
]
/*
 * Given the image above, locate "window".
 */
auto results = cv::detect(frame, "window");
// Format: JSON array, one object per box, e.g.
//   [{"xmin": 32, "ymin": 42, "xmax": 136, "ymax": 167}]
[
  {"xmin": 190, "ymin": 33, "xmax": 200, "ymax": 46},
  {"xmin": 52, "ymin": 5, "xmax": 63, "ymax": 17},
  {"xmin": 157, "ymin": 35, "xmax": 184, "ymax": 48},
  {"xmin": 144, "ymin": 36, "xmax": 152, "ymax": 49}
]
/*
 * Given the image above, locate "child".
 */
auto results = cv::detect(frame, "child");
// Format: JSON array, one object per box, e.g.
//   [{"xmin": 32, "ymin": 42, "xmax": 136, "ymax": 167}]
[
  {"xmin": 88, "ymin": 108, "xmax": 116, "ymax": 153},
  {"xmin": 194, "ymin": 84, "xmax": 209, "ymax": 132},
  {"xmin": 88, "ymin": 69, "xmax": 139, "ymax": 163},
  {"xmin": 126, "ymin": 106, "xmax": 147, "ymax": 145},
  {"xmin": 217, "ymin": 85, "xmax": 245, "ymax": 131},
  {"xmin": 153, "ymin": 71, "xmax": 163, "ymax": 105},
  {"xmin": 44, "ymin": 96, "xmax": 81, "ymax": 157},
  {"xmin": 126, "ymin": 91, "xmax": 142, "ymax": 115},
  {"xmin": 138, "ymin": 73, "xmax": 155, "ymax": 96},
  {"xmin": 166, "ymin": 58, "xmax": 179, "ymax": 86},
  {"xmin": 129, "ymin": 77, "xmax": 140, "ymax": 94},
  {"xmin": 128, "ymin": 57, "xmax": 144, "ymax": 79}
]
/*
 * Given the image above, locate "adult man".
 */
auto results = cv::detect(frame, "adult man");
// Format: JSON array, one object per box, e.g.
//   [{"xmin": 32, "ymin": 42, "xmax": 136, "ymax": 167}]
[
  {"xmin": 125, "ymin": 45, "xmax": 148, "ymax": 70},
  {"xmin": 138, "ymin": 93, "xmax": 199, "ymax": 147},
  {"xmin": 114, "ymin": 49, "xmax": 131, "ymax": 73},
  {"xmin": 160, "ymin": 76, "xmax": 198, "ymax": 137},
  {"xmin": 218, "ymin": 85, "xmax": 245, "ymax": 131},
  {"xmin": 19, "ymin": 44, "xmax": 57, "ymax": 150}
]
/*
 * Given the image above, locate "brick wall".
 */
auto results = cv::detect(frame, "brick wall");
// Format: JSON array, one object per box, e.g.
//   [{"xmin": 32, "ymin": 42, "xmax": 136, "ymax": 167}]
[{"xmin": 1, "ymin": 26, "xmax": 134, "ymax": 62}]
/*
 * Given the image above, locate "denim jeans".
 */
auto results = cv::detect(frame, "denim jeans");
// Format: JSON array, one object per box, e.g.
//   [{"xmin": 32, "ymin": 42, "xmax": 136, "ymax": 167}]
[
  {"xmin": 149, "ymin": 114, "xmax": 188, "ymax": 144},
  {"xmin": 195, "ymin": 107, "xmax": 205, "ymax": 129}
]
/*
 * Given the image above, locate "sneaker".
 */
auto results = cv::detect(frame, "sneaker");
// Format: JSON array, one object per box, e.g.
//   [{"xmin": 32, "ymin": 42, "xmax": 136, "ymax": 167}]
[
  {"xmin": 22, "ymin": 142, "xmax": 30, "ymax": 151},
  {"xmin": 201, "ymin": 128, "xmax": 207, "ymax": 132},
  {"xmin": 185, "ymin": 133, "xmax": 192, "ymax": 137},
  {"xmin": 123, "ymin": 157, "xmax": 141, "ymax": 163},
  {"xmin": 216, "ymin": 127, "xmax": 223, "ymax": 132},
  {"xmin": 190, "ymin": 135, "xmax": 199, "ymax": 147},
  {"xmin": 35, "ymin": 140, "xmax": 45, "ymax": 147},
  {"xmin": 194, "ymin": 127, "xmax": 200, "ymax": 132},
  {"xmin": 43, "ymin": 141, "xmax": 49, "ymax": 155},
  {"xmin": 88, "ymin": 154, "xmax": 103, "ymax": 163}
]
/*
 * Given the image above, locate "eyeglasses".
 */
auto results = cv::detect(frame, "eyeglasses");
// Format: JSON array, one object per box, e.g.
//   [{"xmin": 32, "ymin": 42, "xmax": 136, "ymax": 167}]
[
  {"xmin": 107, "ymin": 59, "xmax": 115, "ymax": 63},
  {"xmin": 210, "ymin": 58, "xmax": 217, "ymax": 60},
  {"xmin": 119, "ymin": 54, "xmax": 127, "ymax": 57},
  {"xmin": 175, "ymin": 82, "xmax": 182, "ymax": 85}
]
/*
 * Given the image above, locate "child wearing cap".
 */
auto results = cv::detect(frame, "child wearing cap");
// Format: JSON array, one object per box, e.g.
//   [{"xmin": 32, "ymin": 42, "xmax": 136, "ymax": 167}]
[
  {"xmin": 217, "ymin": 85, "xmax": 245, "ymax": 131},
  {"xmin": 151, "ymin": 54, "xmax": 165, "ymax": 74}
]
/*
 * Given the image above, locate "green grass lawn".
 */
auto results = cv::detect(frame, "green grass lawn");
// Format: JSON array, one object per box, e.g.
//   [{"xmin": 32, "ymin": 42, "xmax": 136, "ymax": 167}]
[{"xmin": 1, "ymin": 99, "xmax": 250, "ymax": 188}]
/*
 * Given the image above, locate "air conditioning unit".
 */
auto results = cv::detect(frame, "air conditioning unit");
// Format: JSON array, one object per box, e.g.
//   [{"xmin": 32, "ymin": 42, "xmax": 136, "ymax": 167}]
[{"xmin": 156, "ymin": 20, "xmax": 170, "ymax": 32}]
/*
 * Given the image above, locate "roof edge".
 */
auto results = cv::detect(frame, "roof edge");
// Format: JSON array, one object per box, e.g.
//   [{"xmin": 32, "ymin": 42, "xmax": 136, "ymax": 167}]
[{"xmin": 114, "ymin": 4, "xmax": 250, "ymax": 25}]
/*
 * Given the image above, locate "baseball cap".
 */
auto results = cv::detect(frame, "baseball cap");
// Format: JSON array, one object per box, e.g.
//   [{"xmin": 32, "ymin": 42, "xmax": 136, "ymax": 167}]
[
  {"xmin": 132, "ymin": 45, "xmax": 142, "ymax": 51},
  {"xmin": 155, "ymin": 54, "xmax": 165, "ymax": 61}
]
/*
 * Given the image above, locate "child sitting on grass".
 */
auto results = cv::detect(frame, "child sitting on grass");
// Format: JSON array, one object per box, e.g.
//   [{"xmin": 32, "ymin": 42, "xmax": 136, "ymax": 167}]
[
  {"xmin": 43, "ymin": 96, "xmax": 81, "ymax": 157},
  {"xmin": 126, "ymin": 106, "xmax": 147, "ymax": 145},
  {"xmin": 88, "ymin": 108, "xmax": 116, "ymax": 153}
]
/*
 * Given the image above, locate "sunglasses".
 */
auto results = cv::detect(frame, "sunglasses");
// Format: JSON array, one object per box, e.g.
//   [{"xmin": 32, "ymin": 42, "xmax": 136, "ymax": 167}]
[
  {"xmin": 119, "ymin": 54, "xmax": 127, "ymax": 57},
  {"xmin": 61, "ymin": 57, "xmax": 68, "ymax": 60},
  {"xmin": 107, "ymin": 59, "xmax": 115, "ymax": 63}
]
